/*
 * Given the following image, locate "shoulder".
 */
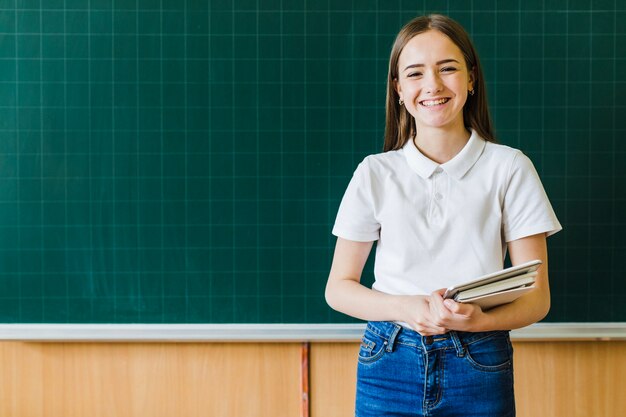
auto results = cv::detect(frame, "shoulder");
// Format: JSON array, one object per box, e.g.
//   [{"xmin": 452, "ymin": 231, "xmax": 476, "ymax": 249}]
[
  {"xmin": 358, "ymin": 150, "xmax": 406, "ymax": 176},
  {"xmin": 481, "ymin": 141, "xmax": 535, "ymax": 175},
  {"xmin": 347, "ymin": 151, "xmax": 408, "ymax": 194},
  {"xmin": 482, "ymin": 141, "xmax": 523, "ymax": 161}
]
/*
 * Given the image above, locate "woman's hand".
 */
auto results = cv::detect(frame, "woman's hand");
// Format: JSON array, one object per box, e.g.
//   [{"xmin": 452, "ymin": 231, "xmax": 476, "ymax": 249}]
[
  {"xmin": 398, "ymin": 295, "xmax": 449, "ymax": 336},
  {"xmin": 427, "ymin": 289, "xmax": 489, "ymax": 332}
]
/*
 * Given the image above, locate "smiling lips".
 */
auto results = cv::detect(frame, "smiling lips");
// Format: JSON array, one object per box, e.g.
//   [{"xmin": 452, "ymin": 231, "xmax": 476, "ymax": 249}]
[{"xmin": 420, "ymin": 98, "xmax": 450, "ymax": 107}]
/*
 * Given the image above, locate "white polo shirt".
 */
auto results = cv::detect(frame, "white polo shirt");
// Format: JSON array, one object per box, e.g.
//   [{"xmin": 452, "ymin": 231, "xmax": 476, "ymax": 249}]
[{"xmin": 332, "ymin": 130, "xmax": 562, "ymax": 296}]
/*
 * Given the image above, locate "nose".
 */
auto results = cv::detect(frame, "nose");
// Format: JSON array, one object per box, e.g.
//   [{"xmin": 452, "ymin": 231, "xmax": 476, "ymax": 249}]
[{"xmin": 423, "ymin": 70, "xmax": 443, "ymax": 94}]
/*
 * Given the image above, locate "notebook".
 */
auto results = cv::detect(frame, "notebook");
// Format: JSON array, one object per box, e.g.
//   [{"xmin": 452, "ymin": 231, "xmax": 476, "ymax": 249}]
[{"xmin": 443, "ymin": 260, "xmax": 541, "ymax": 310}]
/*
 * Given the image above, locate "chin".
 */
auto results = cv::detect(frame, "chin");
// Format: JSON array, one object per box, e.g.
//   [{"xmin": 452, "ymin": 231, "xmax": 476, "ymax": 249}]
[
  {"xmin": 417, "ymin": 120, "xmax": 456, "ymax": 130},
  {"xmin": 415, "ymin": 114, "xmax": 464, "ymax": 131}
]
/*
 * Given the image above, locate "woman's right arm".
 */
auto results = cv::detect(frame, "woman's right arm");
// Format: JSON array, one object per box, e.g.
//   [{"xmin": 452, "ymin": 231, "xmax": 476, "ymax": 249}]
[{"xmin": 325, "ymin": 237, "xmax": 447, "ymax": 335}]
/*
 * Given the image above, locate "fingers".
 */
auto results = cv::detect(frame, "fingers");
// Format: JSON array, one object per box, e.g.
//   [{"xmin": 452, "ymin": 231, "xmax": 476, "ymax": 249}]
[
  {"xmin": 429, "ymin": 291, "xmax": 479, "ymax": 331},
  {"xmin": 431, "ymin": 290, "xmax": 469, "ymax": 316},
  {"xmin": 429, "ymin": 290, "xmax": 453, "ymax": 318},
  {"xmin": 444, "ymin": 299, "xmax": 474, "ymax": 315},
  {"xmin": 412, "ymin": 323, "xmax": 448, "ymax": 336},
  {"xmin": 403, "ymin": 295, "xmax": 449, "ymax": 336},
  {"xmin": 405, "ymin": 291, "xmax": 485, "ymax": 335}
]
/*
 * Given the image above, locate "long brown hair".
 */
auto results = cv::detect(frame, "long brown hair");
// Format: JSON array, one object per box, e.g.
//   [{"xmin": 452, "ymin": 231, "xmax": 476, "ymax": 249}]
[{"xmin": 383, "ymin": 14, "xmax": 496, "ymax": 152}]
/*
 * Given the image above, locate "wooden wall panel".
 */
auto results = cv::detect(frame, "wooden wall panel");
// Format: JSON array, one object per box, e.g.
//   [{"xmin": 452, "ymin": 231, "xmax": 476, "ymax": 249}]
[
  {"xmin": 1, "ymin": 341, "xmax": 624, "ymax": 417},
  {"xmin": 309, "ymin": 341, "xmax": 626, "ymax": 417},
  {"xmin": 310, "ymin": 343, "xmax": 359, "ymax": 417},
  {"xmin": 514, "ymin": 341, "xmax": 626, "ymax": 417},
  {"xmin": 0, "ymin": 342, "xmax": 301, "ymax": 417}
]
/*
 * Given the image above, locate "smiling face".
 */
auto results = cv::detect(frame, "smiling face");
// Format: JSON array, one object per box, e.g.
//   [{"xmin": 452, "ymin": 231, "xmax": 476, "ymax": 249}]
[{"xmin": 395, "ymin": 29, "xmax": 474, "ymax": 135}]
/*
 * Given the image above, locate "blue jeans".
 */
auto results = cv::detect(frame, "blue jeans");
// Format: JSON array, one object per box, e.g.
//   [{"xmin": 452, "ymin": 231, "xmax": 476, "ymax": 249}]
[{"xmin": 356, "ymin": 321, "xmax": 515, "ymax": 417}]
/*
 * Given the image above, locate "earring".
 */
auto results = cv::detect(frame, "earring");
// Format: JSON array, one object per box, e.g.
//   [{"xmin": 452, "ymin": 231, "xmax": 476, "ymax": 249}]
[
  {"xmin": 399, "ymin": 97, "xmax": 404, "ymax": 105},
  {"xmin": 469, "ymin": 89, "xmax": 475, "ymax": 96}
]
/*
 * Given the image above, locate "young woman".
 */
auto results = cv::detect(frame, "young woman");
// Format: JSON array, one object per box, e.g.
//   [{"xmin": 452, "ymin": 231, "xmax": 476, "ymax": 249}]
[{"xmin": 325, "ymin": 14, "xmax": 561, "ymax": 417}]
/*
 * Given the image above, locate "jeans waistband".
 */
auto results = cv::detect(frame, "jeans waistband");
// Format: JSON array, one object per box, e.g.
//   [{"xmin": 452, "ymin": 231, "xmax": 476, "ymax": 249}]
[{"xmin": 363, "ymin": 321, "xmax": 510, "ymax": 356}]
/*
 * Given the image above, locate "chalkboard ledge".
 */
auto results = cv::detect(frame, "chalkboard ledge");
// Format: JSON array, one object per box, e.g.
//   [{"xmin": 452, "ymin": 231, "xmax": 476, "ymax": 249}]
[{"xmin": 0, "ymin": 323, "xmax": 625, "ymax": 342}]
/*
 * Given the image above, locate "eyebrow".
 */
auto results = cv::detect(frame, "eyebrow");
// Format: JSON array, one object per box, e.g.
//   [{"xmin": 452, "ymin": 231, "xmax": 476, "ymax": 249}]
[{"xmin": 403, "ymin": 59, "xmax": 460, "ymax": 71}]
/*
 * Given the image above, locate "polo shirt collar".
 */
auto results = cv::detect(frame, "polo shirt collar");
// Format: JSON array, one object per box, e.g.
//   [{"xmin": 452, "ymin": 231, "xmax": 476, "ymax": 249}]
[{"xmin": 402, "ymin": 129, "xmax": 486, "ymax": 180}]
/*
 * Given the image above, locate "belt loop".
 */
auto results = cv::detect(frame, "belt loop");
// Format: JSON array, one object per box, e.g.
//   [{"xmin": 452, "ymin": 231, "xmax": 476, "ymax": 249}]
[
  {"xmin": 450, "ymin": 331, "xmax": 466, "ymax": 357},
  {"xmin": 385, "ymin": 323, "xmax": 402, "ymax": 352}
]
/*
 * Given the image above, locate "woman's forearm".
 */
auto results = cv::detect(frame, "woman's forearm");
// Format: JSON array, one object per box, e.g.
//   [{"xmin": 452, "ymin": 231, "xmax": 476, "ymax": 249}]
[
  {"xmin": 476, "ymin": 234, "xmax": 552, "ymax": 331},
  {"xmin": 475, "ymin": 288, "xmax": 550, "ymax": 332},
  {"xmin": 325, "ymin": 279, "xmax": 409, "ymax": 323},
  {"xmin": 325, "ymin": 278, "xmax": 449, "ymax": 335}
]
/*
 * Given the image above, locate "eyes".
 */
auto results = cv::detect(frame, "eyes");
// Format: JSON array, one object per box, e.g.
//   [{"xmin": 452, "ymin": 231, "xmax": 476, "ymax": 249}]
[{"xmin": 406, "ymin": 66, "xmax": 458, "ymax": 78}]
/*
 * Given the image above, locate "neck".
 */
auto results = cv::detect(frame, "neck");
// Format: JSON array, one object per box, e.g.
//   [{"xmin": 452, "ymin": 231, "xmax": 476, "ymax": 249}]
[{"xmin": 413, "ymin": 123, "xmax": 471, "ymax": 164}]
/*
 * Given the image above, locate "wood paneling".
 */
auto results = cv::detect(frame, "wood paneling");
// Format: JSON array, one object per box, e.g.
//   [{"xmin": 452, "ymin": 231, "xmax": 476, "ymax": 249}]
[
  {"xmin": 309, "ymin": 341, "xmax": 626, "ymax": 417},
  {"xmin": 514, "ymin": 341, "xmax": 626, "ymax": 417},
  {"xmin": 310, "ymin": 343, "xmax": 359, "ymax": 417},
  {"xmin": 1, "ymin": 341, "xmax": 624, "ymax": 417},
  {"xmin": 0, "ymin": 342, "xmax": 301, "ymax": 417}
]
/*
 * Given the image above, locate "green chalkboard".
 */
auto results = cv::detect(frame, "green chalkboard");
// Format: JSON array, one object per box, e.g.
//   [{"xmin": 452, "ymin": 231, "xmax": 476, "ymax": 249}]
[{"xmin": 0, "ymin": 0, "xmax": 624, "ymax": 324}]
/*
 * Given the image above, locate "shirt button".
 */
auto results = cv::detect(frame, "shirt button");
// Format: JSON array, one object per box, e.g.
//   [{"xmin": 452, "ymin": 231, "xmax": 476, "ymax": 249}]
[
  {"xmin": 434, "ymin": 167, "xmax": 443, "ymax": 174},
  {"xmin": 435, "ymin": 192, "xmax": 443, "ymax": 200}
]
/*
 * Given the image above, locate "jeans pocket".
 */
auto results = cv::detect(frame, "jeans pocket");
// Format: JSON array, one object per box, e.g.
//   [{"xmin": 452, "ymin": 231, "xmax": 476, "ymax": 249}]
[
  {"xmin": 464, "ymin": 331, "xmax": 513, "ymax": 372},
  {"xmin": 357, "ymin": 329, "xmax": 387, "ymax": 365}
]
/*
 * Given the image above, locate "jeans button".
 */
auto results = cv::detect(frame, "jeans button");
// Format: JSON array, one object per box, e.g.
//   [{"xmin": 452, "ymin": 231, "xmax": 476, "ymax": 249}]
[{"xmin": 425, "ymin": 336, "xmax": 433, "ymax": 345}]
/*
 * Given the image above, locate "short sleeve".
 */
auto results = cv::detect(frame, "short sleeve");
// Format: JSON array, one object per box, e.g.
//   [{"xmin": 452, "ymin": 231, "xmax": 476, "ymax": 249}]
[
  {"xmin": 502, "ymin": 152, "xmax": 562, "ymax": 242},
  {"xmin": 332, "ymin": 158, "xmax": 380, "ymax": 242}
]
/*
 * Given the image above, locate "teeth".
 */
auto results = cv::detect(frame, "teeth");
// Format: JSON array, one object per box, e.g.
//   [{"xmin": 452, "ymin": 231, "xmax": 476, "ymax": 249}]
[{"xmin": 421, "ymin": 98, "xmax": 448, "ymax": 107}]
